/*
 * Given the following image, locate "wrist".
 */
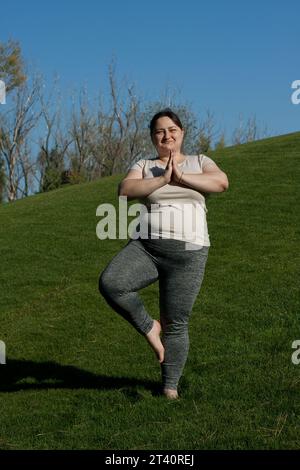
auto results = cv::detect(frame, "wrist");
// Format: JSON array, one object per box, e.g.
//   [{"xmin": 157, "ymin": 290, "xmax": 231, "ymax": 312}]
[
  {"xmin": 178, "ymin": 171, "xmax": 184, "ymax": 184},
  {"xmin": 159, "ymin": 175, "xmax": 168, "ymax": 185}
]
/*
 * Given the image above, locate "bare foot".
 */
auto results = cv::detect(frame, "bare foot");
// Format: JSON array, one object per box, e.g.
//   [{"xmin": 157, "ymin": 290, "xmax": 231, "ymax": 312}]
[
  {"xmin": 145, "ymin": 320, "xmax": 165, "ymax": 363},
  {"xmin": 163, "ymin": 388, "xmax": 179, "ymax": 400}
]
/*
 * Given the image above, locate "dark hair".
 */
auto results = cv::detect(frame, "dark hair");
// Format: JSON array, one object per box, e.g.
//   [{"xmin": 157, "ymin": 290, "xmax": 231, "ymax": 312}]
[{"xmin": 149, "ymin": 108, "xmax": 183, "ymax": 137}]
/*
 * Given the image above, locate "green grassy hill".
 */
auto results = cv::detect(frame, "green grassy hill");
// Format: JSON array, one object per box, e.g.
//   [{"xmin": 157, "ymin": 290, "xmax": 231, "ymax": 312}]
[{"xmin": 0, "ymin": 131, "xmax": 300, "ymax": 450}]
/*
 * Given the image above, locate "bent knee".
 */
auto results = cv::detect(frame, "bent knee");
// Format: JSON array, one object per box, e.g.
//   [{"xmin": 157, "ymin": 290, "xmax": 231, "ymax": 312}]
[
  {"xmin": 99, "ymin": 270, "xmax": 112, "ymax": 296},
  {"xmin": 99, "ymin": 269, "xmax": 125, "ymax": 297}
]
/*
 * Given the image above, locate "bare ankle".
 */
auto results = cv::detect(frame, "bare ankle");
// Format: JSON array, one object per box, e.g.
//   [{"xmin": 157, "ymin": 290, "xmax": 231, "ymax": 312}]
[{"xmin": 145, "ymin": 320, "xmax": 164, "ymax": 363}]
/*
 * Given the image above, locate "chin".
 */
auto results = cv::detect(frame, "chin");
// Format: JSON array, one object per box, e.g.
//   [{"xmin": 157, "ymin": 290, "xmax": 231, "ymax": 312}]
[{"xmin": 161, "ymin": 145, "xmax": 175, "ymax": 150}]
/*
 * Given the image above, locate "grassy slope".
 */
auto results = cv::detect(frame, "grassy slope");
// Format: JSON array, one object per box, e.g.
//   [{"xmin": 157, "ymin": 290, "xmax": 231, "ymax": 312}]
[{"xmin": 0, "ymin": 131, "xmax": 300, "ymax": 450}]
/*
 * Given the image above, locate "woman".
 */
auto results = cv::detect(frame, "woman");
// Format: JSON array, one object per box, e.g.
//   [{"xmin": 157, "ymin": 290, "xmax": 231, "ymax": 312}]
[{"xmin": 99, "ymin": 109, "xmax": 229, "ymax": 399}]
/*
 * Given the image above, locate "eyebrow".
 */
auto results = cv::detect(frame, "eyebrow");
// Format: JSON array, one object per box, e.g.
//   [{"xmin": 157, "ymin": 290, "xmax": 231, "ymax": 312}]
[{"xmin": 155, "ymin": 126, "xmax": 178, "ymax": 131}]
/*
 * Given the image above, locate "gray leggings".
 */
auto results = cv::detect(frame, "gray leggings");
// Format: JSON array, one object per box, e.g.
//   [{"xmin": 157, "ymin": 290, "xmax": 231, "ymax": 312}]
[{"xmin": 99, "ymin": 237, "xmax": 209, "ymax": 390}]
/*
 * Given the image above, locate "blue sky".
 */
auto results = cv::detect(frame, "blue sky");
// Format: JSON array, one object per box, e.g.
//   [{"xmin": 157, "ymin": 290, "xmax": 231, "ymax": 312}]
[{"xmin": 2, "ymin": 0, "xmax": 300, "ymax": 141}]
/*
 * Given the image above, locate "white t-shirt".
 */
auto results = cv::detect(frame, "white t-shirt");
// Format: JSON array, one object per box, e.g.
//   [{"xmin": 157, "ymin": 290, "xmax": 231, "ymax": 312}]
[{"xmin": 128, "ymin": 154, "xmax": 216, "ymax": 246}]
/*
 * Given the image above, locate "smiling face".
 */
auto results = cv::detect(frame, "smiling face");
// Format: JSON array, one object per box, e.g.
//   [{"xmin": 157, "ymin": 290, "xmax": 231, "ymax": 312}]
[{"xmin": 151, "ymin": 116, "xmax": 184, "ymax": 156}]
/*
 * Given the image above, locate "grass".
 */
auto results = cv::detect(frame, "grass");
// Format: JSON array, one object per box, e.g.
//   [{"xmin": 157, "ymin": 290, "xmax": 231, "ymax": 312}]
[{"xmin": 0, "ymin": 131, "xmax": 300, "ymax": 449}]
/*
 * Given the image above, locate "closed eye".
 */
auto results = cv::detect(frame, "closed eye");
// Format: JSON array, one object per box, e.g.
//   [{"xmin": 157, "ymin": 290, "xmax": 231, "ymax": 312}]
[{"xmin": 155, "ymin": 128, "xmax": 178, "ymax": 133}]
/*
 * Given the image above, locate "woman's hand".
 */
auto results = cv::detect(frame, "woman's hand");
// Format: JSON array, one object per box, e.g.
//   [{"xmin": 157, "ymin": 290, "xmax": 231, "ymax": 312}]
[
  {"xmin": 162, "ymin": 151, "xmax": 183, "ymax": 185},
  {"xmin": 170, "ymin": 152, "xmax": 183, "ymax": 184},
  {"xmin": 161, "ymin": 151, "xmax": 173, "ymax": 184}
]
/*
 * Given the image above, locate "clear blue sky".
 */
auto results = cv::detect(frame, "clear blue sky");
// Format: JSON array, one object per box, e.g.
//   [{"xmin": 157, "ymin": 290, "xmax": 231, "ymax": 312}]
[{"xmin": 2, "ymin": 0, "xmax": 300, "ymax": 141}]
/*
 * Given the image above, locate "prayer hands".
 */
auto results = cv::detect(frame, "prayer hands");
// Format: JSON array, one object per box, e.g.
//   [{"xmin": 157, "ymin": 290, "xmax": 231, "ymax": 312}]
[{"xmin": 162, "ymin": 150, "xmax": 184, "ymax": 185}]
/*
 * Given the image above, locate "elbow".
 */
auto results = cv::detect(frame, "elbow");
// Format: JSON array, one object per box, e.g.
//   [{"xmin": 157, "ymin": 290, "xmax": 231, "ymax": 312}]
[
  {"xmin": 208, "ymin": 171, "xmax": 229, "ymax": 192},
  {"xmin": 118, "ymin": 182, "xmax": 133, "ymax": 199},
  {"xmin": 118, "ymin": 182, "xmax": 126, "ymax": 197},
  {"xmin": 221, "ymin": 180, "xmax": 229, "ymax": 192},
  {"xmin": 220, "ymin": 174, "xmax": 229, "ymax": 192}
]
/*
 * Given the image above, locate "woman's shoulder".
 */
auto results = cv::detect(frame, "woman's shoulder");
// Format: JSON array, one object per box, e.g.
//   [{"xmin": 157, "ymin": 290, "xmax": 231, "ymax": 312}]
[
  {"xmin": 129, "ymin": 156, "xmax": 164, "ymax": 169},
  {"xmin": 184, "ymin": 154, "xmax": 217, "ymax": 172},
  {"xmin": 185, "ymin": 154, "xmax": 202, "ymax": 166},
  {"xmin": 188, "ymin": 154, "xmax": 216, "ymax": 162},
  {"xmin": 186, "ymin": 154, "xmax": 199, "ymax": 160},
  {"xmin": 128, "ymin": 158, "xmax": 147, "ymax": 171}
]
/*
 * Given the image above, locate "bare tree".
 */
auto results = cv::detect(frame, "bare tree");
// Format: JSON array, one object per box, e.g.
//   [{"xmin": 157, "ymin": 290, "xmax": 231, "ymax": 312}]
[
  {"xmin": 0, "ymin": 75, "xmax": 42, "ymax": 201},
  {"xmin": 94, "ymin": 61, "xmax": 145, "ymax": 176},
  {"xmin": 0, "ymin": 39, "xmax": 26, "ymax": 93},
  {"xmin": 214, "ymin": 132, "xmax": 226, "ymax": 151},
  {"xmin": 0, "ymin": 158, "xmax": 5, "ymax": 202},
  {"xmin": 66, "ymin": 85, "xmax": 96, "ymax": 181},
  {"xmin": 195, "ymin": 109, "xmax": 218, "ymax": 155},
  {"xmin": 232, "ymin": 113, "xmax": 244, "ymax": 145},
  {"xmin": 0, "ymin": 39, "xmax": 27, "ymax": 202},
  {"xmin": 232, "ymin": 113, "xmax": 271, "ymax": 145},
  {"xmin": 16, "ymin": 138, "xmax": 35, "ymax": 198},
  {"xmin": 37, "ymin": 78, "xmax": 72, "ymax": 191}
]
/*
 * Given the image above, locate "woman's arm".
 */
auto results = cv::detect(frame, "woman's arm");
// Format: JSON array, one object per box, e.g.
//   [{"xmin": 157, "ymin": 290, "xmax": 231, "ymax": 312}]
[
  {"xmin": 179, "ymin": 160, "xmax": 229, "ymax": 193},
  {"xmin": 118, "ymin": 169, "xmax": 167, "ymax": 200},
  {"xmin": 119, "ymin": 154, "xmax": 173, "ymax": 200}
]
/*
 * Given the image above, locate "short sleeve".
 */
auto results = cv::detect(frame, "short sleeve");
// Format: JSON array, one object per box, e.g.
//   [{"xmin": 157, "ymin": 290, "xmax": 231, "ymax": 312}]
[
  {"xmin": 128, "ymin": 159, "xmax": 145, "ymax": 172},
  {"xmin": 201, "ymin": 155, "xmax": 218, "ymax": 171}
]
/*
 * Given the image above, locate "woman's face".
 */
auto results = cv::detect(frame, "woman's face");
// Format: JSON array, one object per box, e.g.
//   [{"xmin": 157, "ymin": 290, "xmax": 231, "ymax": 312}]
[{"xmin": 151, "ymin": 116, "xmax": 184, "ymax": 156}]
